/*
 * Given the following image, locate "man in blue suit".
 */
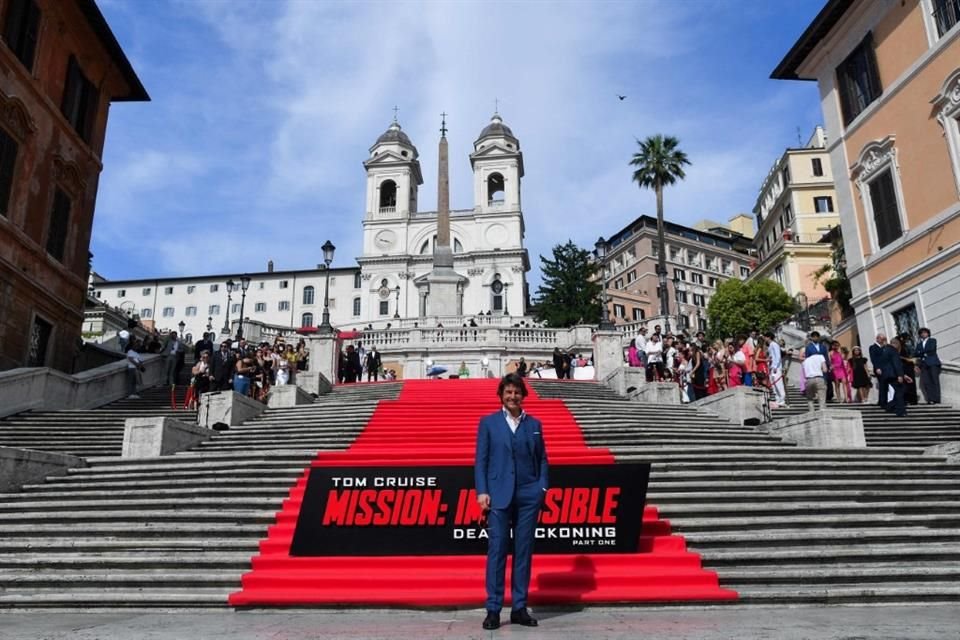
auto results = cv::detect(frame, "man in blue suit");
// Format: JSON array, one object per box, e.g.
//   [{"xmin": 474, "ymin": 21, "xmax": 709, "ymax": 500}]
[
  {"xmin": 886, "ymin": 337, "xmax": 907, "ymax": 417},
  {"xmin": 914, "ymin": 327, "xmax": 942, "ymax": 404},
  {"xmin": 475, "ymin": 373, "xmax": 548, "ymax": 630},
  {"xmin": 869, "ymin": 333, "xmax": 890, "ymax": 410}
]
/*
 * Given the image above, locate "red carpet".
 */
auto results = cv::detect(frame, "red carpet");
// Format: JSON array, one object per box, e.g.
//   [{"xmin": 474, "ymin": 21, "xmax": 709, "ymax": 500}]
[{"xmin": 229, "ymin": 379, "xmax": 736, "ymax": 606}]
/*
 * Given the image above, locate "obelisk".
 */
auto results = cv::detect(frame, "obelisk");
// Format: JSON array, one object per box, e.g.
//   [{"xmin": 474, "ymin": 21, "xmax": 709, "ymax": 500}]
[{"xmin": 425, "ymin": 112, "xmax": 464, "ymax": 317}]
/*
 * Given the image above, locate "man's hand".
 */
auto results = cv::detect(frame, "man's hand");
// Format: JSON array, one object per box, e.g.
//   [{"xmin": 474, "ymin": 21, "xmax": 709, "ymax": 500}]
[{"xmin": 477, "ymin": 493, "xmax": 491, "ymax": 511}]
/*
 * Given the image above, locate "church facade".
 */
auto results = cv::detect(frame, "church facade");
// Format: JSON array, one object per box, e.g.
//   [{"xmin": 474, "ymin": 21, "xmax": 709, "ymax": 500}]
[{"xmin": 89, "ymin": 114, "xmax": 532, "ymax": 338}]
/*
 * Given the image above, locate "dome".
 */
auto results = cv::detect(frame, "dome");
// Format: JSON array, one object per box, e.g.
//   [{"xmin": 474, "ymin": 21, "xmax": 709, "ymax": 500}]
[
  {"xmin": 477, "ymin": 114, "xmax": 517, "ymax": 143},
  {"xmin": 375, "ymin": 121, "xmax": 414, "ymax": 147}
]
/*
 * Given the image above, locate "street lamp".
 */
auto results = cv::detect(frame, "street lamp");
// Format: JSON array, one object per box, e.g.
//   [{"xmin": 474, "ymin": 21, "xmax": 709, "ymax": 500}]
[
  {"xmin": 224, "ymin": 279, "xmax": 235, "ymax": 334},
  {"xmin": 673, "ymin": 275, "xmax": 685, "ymax": 333},
  {"xmin": 594, "ymin": 237, "xmax": 615, "ymax": 330},
  {"xmin": 394, "ymin": 285, "xmax": 401, "ymax": 319},
  {"xmin": 206, "ymin": 316, "xmax": 213, "ymax": 333},
  {"xmin": 319, "ymin": 240, "xmax": 336, "ymax": 334},
  {"xmin": 236, "ymin": 275, "xmax": 251, "ymax": 340}
]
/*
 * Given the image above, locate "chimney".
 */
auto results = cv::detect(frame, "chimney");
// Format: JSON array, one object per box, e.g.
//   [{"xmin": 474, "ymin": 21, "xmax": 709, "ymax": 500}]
[{"xmin": 267, "ymin": 260, "xmax": 274, "ymax": 273}]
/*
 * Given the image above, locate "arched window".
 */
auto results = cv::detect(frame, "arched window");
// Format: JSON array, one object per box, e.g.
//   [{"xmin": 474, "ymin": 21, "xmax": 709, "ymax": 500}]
[
  {"xmin": 352, "ymin": 297, "xmax": 361, "ymax": 316},
  {"xmin": 354, "ymin": 272, "xmax": 362, "ymax": 288},
  {"xmin": 303, "ymin": 286, "xmax": 315, "ymax": 305},
  {"xmin": 379, "ymin": 180, "xmax": 397, "ymax": 213},
  {"xmin": 301, "ymin": 312, "xmax": 314, "ymax": 327},
  {"xmin": 419, "ymin": 235, "xmax": 464, "ymax": 254},
  {"xmin": 487, "ymin": 173, "xmax": 505, "ymax": 204},
  {"xmin": 491, "ymin": 274, "xmax": 504, "ymax": 312}
]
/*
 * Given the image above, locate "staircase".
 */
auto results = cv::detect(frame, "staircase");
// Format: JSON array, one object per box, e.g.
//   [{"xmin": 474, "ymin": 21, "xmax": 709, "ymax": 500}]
[
  {"xmin": 532, "ymin": 379, "xmax": 960, "ymax": 604},
  {"xmin": 774, "ymin": 384, "xmax": 960, "ymax": 448},
  {"xmin": 0, "ymin": 382, "xmax": 401, "ymax": 608}
]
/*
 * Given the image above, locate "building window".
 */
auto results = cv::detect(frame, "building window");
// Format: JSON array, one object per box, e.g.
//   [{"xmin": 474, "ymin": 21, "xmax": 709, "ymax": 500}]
[
  {"xmin": 632, "ymin": 308, "xmax": 645, "ymax": 321},
  {"xmin": 254, "ymin": 302, "xmax": 266, "ymax": 313},
  {"xmin": 258, "ymin": 282, "xmax": 264, "ymax": 289},
  {"xmin": 61, "ymin": 56, "xmax": 99, "ymax": 143},
  {"xmin": 698, "ymin": 317, "xmax": 708, "ymax": 332},
  {"xmin": 379, "ymin": 300, "xmax": 389, "ymax": 315},
  {"xmin": 45, "ymin": 188, "xmax": 70, "ymax": 262},
  {"xmin": 781, "ymin": 165, "xmax": 790, "ymax": 186},
  {"xmin": 784, "ymin": 203, "xmax": 793, "ymax": 224},
  {"xmin": 185, "ymin": 306, "xmax": 197, "ymax": 316},
  {"xmin": 301, "ymin": 312, "xmax": 313, "ymax": 327},
  {"xmin": 141, "ymin": 308, "xmax": 152, "ymax": 318},
  {"xmin": 231, "ymin": 303, "xmax": 240, "ymax": 314},
  {"xmin": 933, "ymin": 0, "xmax": 960, "ymax": 37},
  {"xmin": 836, "ymin": 33, "xmax": 882, "ymax": 125},
  {"xmin": 3, "ymin": 0, "xmax": 40, "ymax": 72},
  {"xmin": 210, "ymin": 284, "xmax": 219, "ymax": 292},
  {"xmin": 378, "ymin": 179, "xmax": 397, "ymax": 213},
  {"xmin": 933, "ymin": 69, "xmax": 960, "ymax": 194},
  {"xmin": 693, "ymin": 293, "xmax": 705, "ymax": 307},
  {"xmin": 740, "ymin": 266, "xmax": 750, "ymax": 279},
  {"xmin": 208, "ymin": 305, "xmax": 220, "ymax": 315},
  {"xmin": 142, "ymin": 287, "xmax": 151, "ymax": 296},
  {"xmin": 303, "ymin": 286, "xmax": 315, "ymax": 305},
  {"xmin": 691, "ymin": 273, "xmax": 703, "ymax": 285},
  {"xmin": 615, "ymin": 278, "xmax": 624, "ymax": 290},
  {"xmin": 353, "ymin": 297, "xmax": 361, "ymax": 316},
  {"xmin": 491, "ymin": 276, "xmax": 504, "ymax": 312},
  {"xmin": 279, "ymin": 301, "xmax": 290, "ymax": 311},
  {"xmin": 774, "ymin": 265, "xmax": 785, "ymax": 285},
  {"xmin": 0, "ymin": 127, "xmax": 19, "ymax": 217},
  {"xmin": 676, "ymin": 291, "xmax": 688, "ymax": 304},
  {"xmin": 673, "ymin": 268, "xmax": 686, "ymax": 281},
  {"xmin": 613, "ymin": 304, "xmax": 625, "ymax": 318},
  {"xmin": 814, "ymin": 196, "xmax": 834, "ymax": 213},
  {"xmin": 26, "ymin": 315, "xmax": 52, "ymax": 367},
  {"xmin": 279, "ymin": 280, "xmax": 289, "ymax": 289},
  {"xmin": 354, "ymin": 272, "xmax": 362, "ymax": 288},
  {"xmin": 721, "ymin": 260, "xmax": 732, "ymax": 275},
  {"xmin": 626, "ymin": 270, "xmax": 636, "ymax": 284},
  {"xmin": 186, "ymin": 285, "xmax": 195, "ymax": 294},
  {"xmin": 708, "ymin": 277, "xmax": 718, "ymax": 288},
  {"xmin": 656, "ymin": 286, "xmax": 662, "ymax": 299},
  {"xmin": 892, "ymin": 303, "xmax": 920, "ymax": 351},
  {"xmin": 164, "ymin": 286, "xmax": 173, "ymax": 295},
  {"xmin": 162, "ymin": 307, "xmax": 174, "ymax": 317},
  {"xmin": 868, "ymin": 169, "xmax": 903, "ymax": 248},
  {"xmin": 811, "ymin": 158, "xmax": 824, "ymax": 177}
]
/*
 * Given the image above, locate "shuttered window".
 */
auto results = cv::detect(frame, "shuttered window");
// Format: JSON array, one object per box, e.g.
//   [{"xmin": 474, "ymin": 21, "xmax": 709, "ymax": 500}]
[
  {"xmin": 0, "ymin": 128, "xmax": 18, "ymax": 216},
  {"xmin": 836, "ymin": 33, "xmax": 882, "ymax": 125},
  {"xmin": 868, "ymin": 169, "xmax": 903, "ymax": 249},
  {"xmin": 61, "ymin": 56, "xmax": 99, "ymax": 143},
  {"xmin": 45, "ymin": 188, "xmax": 70, "ymax": 262},
  {"xmin": 3, "ymin": 0, "xmax": 40, "ymax": 72}
]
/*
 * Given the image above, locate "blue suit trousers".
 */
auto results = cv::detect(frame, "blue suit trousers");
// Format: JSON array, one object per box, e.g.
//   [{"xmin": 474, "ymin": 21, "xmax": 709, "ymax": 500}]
[{"xmin": 485, "ymin": 481, "xmax": 542, "ymax": 613}]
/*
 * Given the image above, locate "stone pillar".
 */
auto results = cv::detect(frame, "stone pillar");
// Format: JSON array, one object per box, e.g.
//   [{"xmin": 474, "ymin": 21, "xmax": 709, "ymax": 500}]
[
  {"xmin": 765, "ymin": 409, "xmax": 866, "ymax": 447},
  {"xmin": 267, "ymin": 384, "xmax": 315, "ymax": 408},
  {"xmin": 198, "ymin": 390, "xmax": 266, "ymax": 428},
  {"xmin": 0, "ymin": 446, "xmax": 86, "ymax": 492},
  {"xmin": 691, "ymin": 386, "xmax": 768, "ymax": 426},
  {"xmin": 633, "ymin": 382, "xmax": 681, "ymax": 404},
  {"xmin": 306, "ymin": 334, "xmax": 339, "ymax": 387},
  {"xmin": 122, "ymin": 416, "xmax": 213, "ymax": 458},
  {"xmin": 592, "ymin": 329, "xmax": 624, "ymax": 382}
]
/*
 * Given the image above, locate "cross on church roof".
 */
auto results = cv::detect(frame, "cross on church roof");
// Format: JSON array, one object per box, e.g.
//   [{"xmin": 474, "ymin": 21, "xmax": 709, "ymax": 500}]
[
  {"xmin": 392, "ymin": 105, "xmax": 399, "ymax": 122},
  {"xmin": 494, "ymin": 97, "xmax": 499, "ymax": 115},
  {"xmin": 440, "ymin": 112, "xmax": 447, "ymax": 137}
]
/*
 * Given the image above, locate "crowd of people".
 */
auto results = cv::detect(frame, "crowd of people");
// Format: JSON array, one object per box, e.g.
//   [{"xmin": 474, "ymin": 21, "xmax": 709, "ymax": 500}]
[
  {"xmin": 124, "ymin": 330, "xmax": 310, "ymax": 407},
  {"xmin": 336, "ymin": 341, "xmax": 397, "ymax": 383},
  {"xmin": 624, "ymin": 323, "xmax": 943, "ymax": 415}
]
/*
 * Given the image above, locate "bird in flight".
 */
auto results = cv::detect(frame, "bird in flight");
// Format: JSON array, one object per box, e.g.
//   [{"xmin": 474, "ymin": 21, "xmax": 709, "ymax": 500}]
[{"xmin": 617, "ymin": 95, "xmax": 627, "ymax": 100}]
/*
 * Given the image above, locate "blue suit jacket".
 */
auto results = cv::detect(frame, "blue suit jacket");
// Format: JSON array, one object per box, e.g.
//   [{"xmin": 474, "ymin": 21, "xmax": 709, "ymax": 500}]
[
  {"xmin": 475, "ymin": 410, "xmax": 549, "ymax": 510},
  {"xmin": 914, "ymin": 338, "xmax": 941, "ymax": 367}
]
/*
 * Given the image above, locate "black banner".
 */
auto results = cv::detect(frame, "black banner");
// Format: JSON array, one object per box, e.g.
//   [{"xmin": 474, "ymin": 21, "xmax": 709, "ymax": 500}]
[{"xmin": 290, "ymin": 463, "xmax": 650, "ymax": 556}]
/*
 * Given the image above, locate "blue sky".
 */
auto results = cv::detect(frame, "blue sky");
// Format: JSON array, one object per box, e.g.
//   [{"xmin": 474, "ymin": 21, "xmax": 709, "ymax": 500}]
[{"xmin": 92, "ymin": 0, "xmax": 825, "ymax": 290}]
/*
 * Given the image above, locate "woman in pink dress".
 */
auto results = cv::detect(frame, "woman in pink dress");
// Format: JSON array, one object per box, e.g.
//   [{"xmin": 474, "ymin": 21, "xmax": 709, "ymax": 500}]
[
  {"xmin": 829, "ymin": 341, "xmax": 848, "ymax": 403},
  {"xmin": 726, "ymin": 343, "xmax": 743, "ymax": 387}
]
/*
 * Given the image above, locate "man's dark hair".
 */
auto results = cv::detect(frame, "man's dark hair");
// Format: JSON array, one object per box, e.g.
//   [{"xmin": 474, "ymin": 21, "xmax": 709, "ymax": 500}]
[
  {"xmin": 763, "ymin": 331, "xmax": 775, "ymax": 339},
  {"xmin": 919, "ymin": 327, "xmax": 931, "ymax": 336},
  {"xmin": 497, "ymin": 373, "xmax": 528, "ymax": 398},
  {"xmin": 810, "ymin": 331, "xmax": 820, "ymax": 339}
]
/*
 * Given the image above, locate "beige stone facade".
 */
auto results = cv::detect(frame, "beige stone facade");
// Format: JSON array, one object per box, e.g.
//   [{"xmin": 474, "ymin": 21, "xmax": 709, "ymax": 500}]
[
  {"xmin": 0, "ymin": 0, "xmax": 147, "ymax": 371},
  {"xmin": 749, "ymin": 126, "xmax": 840, "ymax": 301},
  {"xmin": 602, "ymin": 214, "xmax": 753, "ymax": 332},
  {"xmin": 775, "ymin": 0, "xmax": 960, "ymax": 359}
]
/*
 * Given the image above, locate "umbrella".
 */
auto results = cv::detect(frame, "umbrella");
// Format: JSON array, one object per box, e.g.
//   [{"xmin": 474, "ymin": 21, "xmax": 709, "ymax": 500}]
[{"xmin": 426, "ymin": 366, "xmax": 448, "ymax": 378}]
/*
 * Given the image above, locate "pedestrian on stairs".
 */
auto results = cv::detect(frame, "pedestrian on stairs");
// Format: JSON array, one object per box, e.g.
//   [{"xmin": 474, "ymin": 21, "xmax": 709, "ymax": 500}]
[
  {"xmin": 764, "ymin": 332, "xmax": 786, "ymax": 407},
  {"xmin": 160, "ymin": 331, "xmax": 185, "ymax": 387},
  {"xmin": 869, "ymin": 333, "xmax": 890, "ymax": 410},
  {"xmin": 886, "ymin": 338, "xmax": 908, "ymax": 417},
  {"xmin": 125, "ymin": 338, "xmax": 144, "ymax": 399},
  {"xmin": 802, "ymin": 348, "xmax": 828, "ymax": 412},
  {"xmin": 914, "ymin": 327, "xmax": 942, "ymax": 404}
]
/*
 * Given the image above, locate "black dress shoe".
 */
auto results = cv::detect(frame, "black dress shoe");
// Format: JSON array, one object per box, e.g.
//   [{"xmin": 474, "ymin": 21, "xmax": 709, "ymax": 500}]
[
  {"xmin": 482, "ymin": 612, "xmax": 500, "ymax": 630},
  {"xmin": 510, "ymin": 608, "xmax": 538, "ymax": 627}
]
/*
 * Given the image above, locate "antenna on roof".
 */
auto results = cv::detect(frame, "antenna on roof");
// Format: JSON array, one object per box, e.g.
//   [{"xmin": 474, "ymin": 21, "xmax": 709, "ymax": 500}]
[{"xmin": 796, "ymin": 126, "xmax": 802, "ymax": 147}]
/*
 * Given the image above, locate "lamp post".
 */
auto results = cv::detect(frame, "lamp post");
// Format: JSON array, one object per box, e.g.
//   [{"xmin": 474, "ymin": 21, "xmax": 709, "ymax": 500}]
[
  {"xmin": 236, "ymin": 275, "xmax": 251, "ymax": 340},
  {"xmin": 394, "ymin": 285, "xmax": 401, "ymax": 319},
  {"xmin": 206, "ymin": 316, "xmax": 213, "ymax": 333},
  {"xmin": 319, "ymin": 240, "xmax": 336, "ymax": 334},
  {"xmin": 224, "ymin": 279, "xmax": 234, "ymax": 335},
  {"xmin": 594, "ymin": 237, "xmax": 615, "ymax": 330},
  {"xmin": 673, "ymin": 275, "xmax": 685, "ymax": 333},
  {"xmin": 795, "ymin": 292, "xmax": 809, "ymax": 331}
]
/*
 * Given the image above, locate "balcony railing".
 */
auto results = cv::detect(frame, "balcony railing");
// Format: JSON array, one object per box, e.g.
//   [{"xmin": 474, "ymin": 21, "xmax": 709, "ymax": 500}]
[
  {"xmin": 378, "ymin": 205, "xmax": 397, "ymax": 215},
  {"xmin": 934, "ymin": 0, "xmax": 960, "ymax": 37}
]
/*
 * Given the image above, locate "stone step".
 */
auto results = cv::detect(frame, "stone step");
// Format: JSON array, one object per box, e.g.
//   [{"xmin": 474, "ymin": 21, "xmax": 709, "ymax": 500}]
[
  {"xmin": 0, "ymin": 510, "xmax": 276, "ymax": 524},
  {"xmin": 0, "ymin": 589, "xmax": 231, "ymax": 607},
  {"xmin": 0, "ymin": 497, "xmax": 285, "ymax": 513},
  {"xmin": 0, "ymin": 523, "xmax": 267, "ymax": 537},
  {"xmin": 0, "ymin": 486, "xmax": 291, "ymax": 500},
  {"xmin": 669, "ymin": 512, "xmax": 960, "ymax": 532},
  {"xmin": 649, "ymin": 489, "xmax": 960, "ymax": 501},
  {"xmin": 685, "ymin": 527, "xmax": 960, "ymax": 549},
  {"xmin": 719, "ymin": 565, "xmax": 960, "ymax": 584},
  {"xmin": 732, "ymin": 583, "xmax": 960, "ymax": 605},
  {"xmin": 0, "ymin": 569, "xmax": 241, "ymax": 588},
  {"xmin": 0, "ymin": 538, "xmax": 257, "ymax": 552},
  {"xmin": 0, "ymin": 554, "xmax": 252, "ymax": 569}
]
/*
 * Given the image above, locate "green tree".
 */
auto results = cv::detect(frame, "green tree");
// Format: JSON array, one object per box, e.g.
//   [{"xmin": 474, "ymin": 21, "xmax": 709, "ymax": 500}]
[
  {"xmin": 706, "ymin": 279, "xmax": 796, "ymax": 341},
  {"xmin": 812, "ymin": 231, "xmax": 853, "ymax": 314},
  {"xmin": 630, "ymin": 135, "xmax": 691, "ymax": 325},
  {"xmin": 534, "ymin": 241, "xmax": 601, "ymax": 328}
]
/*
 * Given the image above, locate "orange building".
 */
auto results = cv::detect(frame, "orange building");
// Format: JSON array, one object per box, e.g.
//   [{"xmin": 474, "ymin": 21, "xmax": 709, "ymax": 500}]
[
  {"xmin": 0, "ymin": 0, "xmax": 147, "ymax": 371},
  {"xmin": 774, "ymin": 0, "xmax": 960, "ymax": 358}
]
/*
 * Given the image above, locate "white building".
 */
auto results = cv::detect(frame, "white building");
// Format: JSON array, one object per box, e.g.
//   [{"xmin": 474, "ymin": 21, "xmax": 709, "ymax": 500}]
[{"xmin": 90, "ymin": 113, "xmax": 532, "ymax": 339}]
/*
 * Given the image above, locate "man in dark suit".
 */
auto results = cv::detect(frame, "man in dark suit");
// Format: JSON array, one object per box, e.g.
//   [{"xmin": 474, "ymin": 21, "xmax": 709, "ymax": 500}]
[
  {"xmin": 886, "ymin": 338, "xmax": 907, "ymax": 417},
  {"xmin": 914, "ymin": 327, "xmax": 942, "ymax": 404},
  {"xmin": 475, "ymin": 374, "xmax": 548, "ymax": 630},
  {"xmin": 194, "ymin": 332, "xmax": 214, "ymax": 362},
  {"xmin": 365, "ymin": 346, "xmax": 382, "ymax": 382},
  {"xmin": 210, "ymin": 340, "xmax": 236, "ymax": 391},
  {"xmin": 869, "ymin": 333, "xmax": 890, "ymax": 410}
]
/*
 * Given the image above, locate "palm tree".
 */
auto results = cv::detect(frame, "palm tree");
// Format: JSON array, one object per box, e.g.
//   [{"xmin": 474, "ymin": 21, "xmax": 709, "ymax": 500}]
[{"xmin": 630, "ymin": 135, "xmax": 691, "ymax": 329}]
